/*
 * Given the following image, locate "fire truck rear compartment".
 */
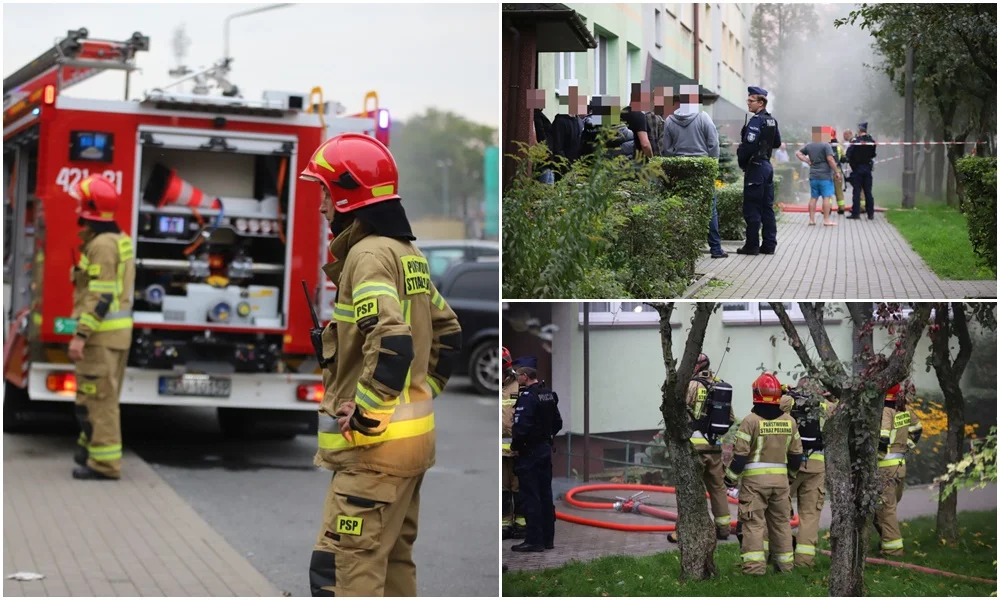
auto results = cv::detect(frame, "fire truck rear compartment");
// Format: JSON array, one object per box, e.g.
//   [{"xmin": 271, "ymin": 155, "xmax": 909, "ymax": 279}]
[{"xmin": 132, "ymin": 135, "xmax": 294, "ymax": 339}]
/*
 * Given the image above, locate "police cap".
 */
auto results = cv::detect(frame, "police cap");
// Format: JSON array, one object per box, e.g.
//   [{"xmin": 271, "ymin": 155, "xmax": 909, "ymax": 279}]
[
  {"xmin": 747, "ymin": 86, "xmax": 768, "ymax": 97},
  {"xmin": 512, "ymin": 356, "xmax": 538, "ymax": 369}
]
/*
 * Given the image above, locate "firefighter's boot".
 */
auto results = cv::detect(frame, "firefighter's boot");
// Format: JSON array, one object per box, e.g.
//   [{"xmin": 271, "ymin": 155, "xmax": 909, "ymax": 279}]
[{"xmin": 72, "ymin": 465, "xmax": 117, "ymax": 480}]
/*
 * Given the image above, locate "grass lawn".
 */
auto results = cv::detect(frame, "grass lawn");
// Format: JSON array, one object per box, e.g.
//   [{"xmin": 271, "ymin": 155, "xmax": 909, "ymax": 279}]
[
  {"xmin": 878, "ymin": 186, "xmax": 995, "ymax": 280},
  {"xmin": 502, "ymin": 510, "xmax": 997, "ymax": 597}
]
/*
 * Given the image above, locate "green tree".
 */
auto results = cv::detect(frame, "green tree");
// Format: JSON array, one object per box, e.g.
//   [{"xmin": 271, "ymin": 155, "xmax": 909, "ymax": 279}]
[
  {"xmin": 750, "ymin": 4, "xmax": 819, "ymax": 98},
  {"xmin": 647, "ymin": 302, "xmax": 718, "ymax": 581},
  {"xmin": 935, "ymin": 426, "xmax": 997, "ymax": 501},
  {"xmin": 771, "ymin": 302, "xmax": 931, "ymax": 596},
  {"xmin": 391, "ymin": 108, "xmax": 497, "ymax": 223},
  {"xmin": 927, "ymin": 303, "xmax": 996, "ymax": 543},
  {"xmin": 835, "ymin": 4, "xmax": 998, "ymax": 207}
]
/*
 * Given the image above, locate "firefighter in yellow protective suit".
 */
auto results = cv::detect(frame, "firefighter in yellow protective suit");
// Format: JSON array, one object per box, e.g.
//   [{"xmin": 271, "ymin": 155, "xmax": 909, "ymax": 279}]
[
  {"xmin": 68, "ymin": 174, "xmax": 135, "ymax": 481},
  {"xmin": 300, "ymin": 133, "xmax": 463, "ymax": 597},
  {"xmin": 830, "ymin": 130, "xmax": 847, "ymax": 215},
  {"xmin": 784, "ymin": 378, "xmax": 836, "ymax": 567},
  {"xmin": 874, "ymin": 382, "xmax": 922, "ymax": 557},
  {"xmin": 501, "ymin": 348, "xmax": 526, "ymax": 539},
  {"xmin": 725, "ymin": 373, "xmax": 802, "ymax": 575},
  {"xmin": 669, "ymin": 353, "xmax": 735, "ymax": 543}
]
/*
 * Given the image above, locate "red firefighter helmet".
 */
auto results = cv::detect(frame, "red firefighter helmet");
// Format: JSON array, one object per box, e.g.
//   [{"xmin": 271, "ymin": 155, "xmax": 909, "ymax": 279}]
[
  {"xmin": 502, "ymin": 347, "xmax": 512, "ymax": 371},
  {"xmin": 885, "ymin": 382, "xmax": 901, "ymax": 402},
  {"xmin": 299, "ymin": 133, "xmax": 400, "ymax": 213},
  {"xmin": 70, "ymin": 174, "xmax": 119, "ymax": 222},
  {"xmin": 752, "ymin": 373, "xmax": 782, "ymax": 404}
]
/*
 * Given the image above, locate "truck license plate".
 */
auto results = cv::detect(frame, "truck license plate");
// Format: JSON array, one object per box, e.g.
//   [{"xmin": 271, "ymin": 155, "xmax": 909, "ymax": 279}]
[{"xmin": 158, "ymin": 375, "xmax": 231, "ymax": 398}]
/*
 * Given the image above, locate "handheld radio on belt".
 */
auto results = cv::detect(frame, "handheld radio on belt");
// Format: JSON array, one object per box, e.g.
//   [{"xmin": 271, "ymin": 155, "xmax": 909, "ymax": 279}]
[{"xmin": 301, "ymin": 280, "xmax": 330, "ymax": 368}]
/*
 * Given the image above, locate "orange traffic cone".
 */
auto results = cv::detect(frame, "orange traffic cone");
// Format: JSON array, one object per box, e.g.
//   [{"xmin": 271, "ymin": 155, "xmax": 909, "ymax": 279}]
[{"xmin": 143, "ymin": 163, "xmax": 221, "ymax": 210}]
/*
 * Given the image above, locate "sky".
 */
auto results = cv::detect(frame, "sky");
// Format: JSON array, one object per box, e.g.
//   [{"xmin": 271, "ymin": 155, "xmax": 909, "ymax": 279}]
[{"xmin": 3, "ymin": 2, "xmax": 499, "ymax": 128}]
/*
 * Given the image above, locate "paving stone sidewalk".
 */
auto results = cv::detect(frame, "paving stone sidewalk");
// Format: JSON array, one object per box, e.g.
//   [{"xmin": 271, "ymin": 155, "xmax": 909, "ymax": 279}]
[
  {"xmin": 503, "ymin": 479, "xmax": 997, "ymax": 573},
  {"xmin": 3, "ymin": 433, "xmax": 280, "ymax": 597},
  {"xmin": 689, "ymin": 210, "xmax": 997, "ymax": 299}
]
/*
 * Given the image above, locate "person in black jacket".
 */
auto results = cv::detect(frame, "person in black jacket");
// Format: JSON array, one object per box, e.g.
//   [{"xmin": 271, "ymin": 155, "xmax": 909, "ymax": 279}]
[
  {"xmin": 510, "ymin": 366, "xmax": 563, "ymax": 553},
  {"xmin": 845, "ymin": 121, "xmax": 878, "ymax": 220}
]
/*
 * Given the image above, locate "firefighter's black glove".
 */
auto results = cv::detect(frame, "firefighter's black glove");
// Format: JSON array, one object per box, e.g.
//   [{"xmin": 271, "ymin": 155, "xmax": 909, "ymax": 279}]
[
  {"xmin": 724, "ymin": 475, "xmax": 737, "ymax": 489},
  {"xmin": 349, "ymin": 406, "xmax": 382, "ymax": 436}
]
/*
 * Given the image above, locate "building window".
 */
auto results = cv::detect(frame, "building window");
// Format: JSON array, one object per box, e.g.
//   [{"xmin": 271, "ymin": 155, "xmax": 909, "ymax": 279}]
[
  {"xmin": 702, "ymin": 4, "xmax": 711, "ymax": 48},
  {"xmin": 555, "ymin": 51, "xmax": 578, "ymax": 96},
  {"xmin": 626, "ymin": 45, "xmax": 639, "ymax": 86},
  {"xmin": 679, "ymin": 4, "xmax": 692, "ymax": 31},
  {"xmin": 579, "ymin": 302, "xmax": 669, "ymax": 326},
  {"xmin": 655, "ymin": 9, "xmax": 663, "ymax": 48},
  {"xmin": 594, "ymin": 35, "xmax": 609, "ymax": 95},
  {"xmin": 722, "ymin": 302, "xmax": 807, "ymax": 325}
]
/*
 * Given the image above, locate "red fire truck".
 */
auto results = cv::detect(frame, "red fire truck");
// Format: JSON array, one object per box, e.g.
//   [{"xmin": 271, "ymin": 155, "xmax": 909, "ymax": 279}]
[{"xmin": 3, "ymin": 28, "xmax": 391, "ymax": 435}]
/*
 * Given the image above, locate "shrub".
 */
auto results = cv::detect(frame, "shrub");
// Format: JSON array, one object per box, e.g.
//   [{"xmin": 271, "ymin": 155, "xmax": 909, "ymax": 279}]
[
  {"xmin": 956, "ymin": 157, "xmax": 997, "ymax": 271},
  {"xmin": 717, "ymin": 134, "xmax": 742, "ymax": 185},
  {"xmin": 503, "ymin": 144, "xmax": 717, "ymax": 299},
  {"xmin": 716, "ymin": 183, "xmax": 745, "ymax": 240},
  {"xmin": 772, "ymin": 164, "xmax": 797, "ymax": 203}
]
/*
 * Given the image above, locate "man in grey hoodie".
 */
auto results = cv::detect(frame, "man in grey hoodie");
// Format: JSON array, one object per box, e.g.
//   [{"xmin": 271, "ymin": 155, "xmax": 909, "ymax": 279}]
[{"xmin": 662, "ymin": 87, "xmax": 725, "ymax": 258}]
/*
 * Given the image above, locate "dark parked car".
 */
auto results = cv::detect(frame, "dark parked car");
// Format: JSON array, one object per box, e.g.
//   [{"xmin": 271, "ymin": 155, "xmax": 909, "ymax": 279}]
[
  {"xmin": 437, "ymin": 259, "xmax": 498, "ymax": 396},
  {"xmin": 416, "ymin": 240, "xmax": 498, "ymax": 287}
]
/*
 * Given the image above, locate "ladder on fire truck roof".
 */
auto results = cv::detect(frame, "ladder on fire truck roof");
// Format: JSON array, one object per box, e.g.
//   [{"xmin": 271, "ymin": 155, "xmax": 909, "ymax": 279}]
[{"xmin": 3, "ymin": 27, "xmax": 149, "ymax": 115}]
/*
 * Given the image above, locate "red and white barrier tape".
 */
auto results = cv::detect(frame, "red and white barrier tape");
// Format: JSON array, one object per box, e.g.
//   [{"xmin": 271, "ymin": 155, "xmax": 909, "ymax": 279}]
[{"xmin": 721, "ymin": 141, "xmax": 980, "ymax": 146}]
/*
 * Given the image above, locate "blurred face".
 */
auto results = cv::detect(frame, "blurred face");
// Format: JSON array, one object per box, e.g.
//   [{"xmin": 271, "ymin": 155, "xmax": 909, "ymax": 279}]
[
  {"xmin": 319, "ymin": 185, "xmax": 335, "ymax": 222},
  {"xmin": 747, "ymin": 96, "xmax": 763, "ymax": 112},
  {"xmin": 516, "ymin": 372, "xmax": 529, "ymax": 387}
]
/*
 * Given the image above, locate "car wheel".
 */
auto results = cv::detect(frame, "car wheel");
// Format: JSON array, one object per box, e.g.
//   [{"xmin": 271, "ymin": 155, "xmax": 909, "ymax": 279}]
[{"xmin": 469, "ymin": 340, "xmax": 499, "ymax": 396}]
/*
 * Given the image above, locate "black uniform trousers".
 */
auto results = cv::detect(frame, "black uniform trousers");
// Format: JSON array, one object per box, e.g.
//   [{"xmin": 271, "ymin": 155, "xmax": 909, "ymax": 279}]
[
  {"xmin": 851, "ymin": 164, "xmax": 874, "ymax": 217},
  {"xmin": 743, "ymin": 160, "xmax": 777, "ymax": 251},
  {"xmin": 514, "ymin": 442, "xmax": 555, "ymax": 547}
]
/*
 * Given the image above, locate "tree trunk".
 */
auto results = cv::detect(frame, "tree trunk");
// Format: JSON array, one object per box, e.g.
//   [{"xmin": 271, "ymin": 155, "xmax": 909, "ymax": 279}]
[
  {"xmin": 946, "ymin": 159, "xmax": 958, "ymax": 207},
  {"xmin": 825, "ymin": 394, "xmax": 875, "ymax": 597},
  {"xmin": 921, "ymin": 137, "xmax": 933, "ymax": 196},
  {"xmin": 932, "ymin": 141, "xmax": 946, "ymax": 200},
  {"xmin": 650, "ymin": 302, "xmax": 718, "ymax": 581},
  {"xmin": 930, "ymin": 302, "xmax": 973, "ymax": 543},
  {"xmin": 827, "ymin": 308, "xmax": 880, "ymax": 597}
]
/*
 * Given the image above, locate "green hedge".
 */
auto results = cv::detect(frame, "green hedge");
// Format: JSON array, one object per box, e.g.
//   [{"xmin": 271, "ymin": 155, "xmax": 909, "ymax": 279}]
[
  {"xmin": 716, "ymin": 174, "xmax": 785, "ymax": 242},
  {"xmin": 772, "ymin": 164, "xmax": 797, "ymax": 203},
  {"xmin": 716, "ymin": 183, "xmax": 744, "ymax": 240},
  {"xmin": 502, "ymin": 144, "xmax": 717, "ymax": 299},
  {"xmin": 956, "ymin": 157, "xmax": 997, "ymax": 271}
]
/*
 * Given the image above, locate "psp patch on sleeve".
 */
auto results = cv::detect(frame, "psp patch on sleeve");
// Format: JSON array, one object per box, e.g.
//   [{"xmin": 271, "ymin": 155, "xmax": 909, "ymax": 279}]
[
  {"xmin": 336, "ymin": 515, "xmax": 363, "ymax": 536},
  {"xmin": 355, "ymin": 297, "xmax": 379, "ymax": 334}
]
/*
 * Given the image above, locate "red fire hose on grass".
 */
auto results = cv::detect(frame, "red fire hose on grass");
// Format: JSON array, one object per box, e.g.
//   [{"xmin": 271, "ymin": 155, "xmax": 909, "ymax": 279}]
[
  {"xmin": 556, "ymin": 483, "xmax": 800, "ymax": 532},
  {"xmin": 555, "ymin": 484, "xmax": 996, "ymax": 585}
]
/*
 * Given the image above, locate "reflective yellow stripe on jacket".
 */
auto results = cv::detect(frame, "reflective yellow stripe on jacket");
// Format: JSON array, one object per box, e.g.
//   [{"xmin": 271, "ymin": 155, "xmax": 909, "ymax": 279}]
[
  {"xmin": 317, "ymin": 400, "xmax": 434, "ymax": 451},
  {"xmin": 79, "ymin": 235, "xmax": 134, "ymax": 332}
]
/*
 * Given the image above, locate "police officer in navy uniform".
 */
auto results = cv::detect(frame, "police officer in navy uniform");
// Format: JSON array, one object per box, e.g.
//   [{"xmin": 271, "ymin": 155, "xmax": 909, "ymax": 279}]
[
  {"xmin": 735, "ymin": 86, "xmax": 782, "ymax": 256},
  {"xmin": 846, "ymin": 121, "xmax": 878, "ymax": 220},
  {"xmin": 510, "ymin": 362, "xmax": 563, "ymax": 553}
]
